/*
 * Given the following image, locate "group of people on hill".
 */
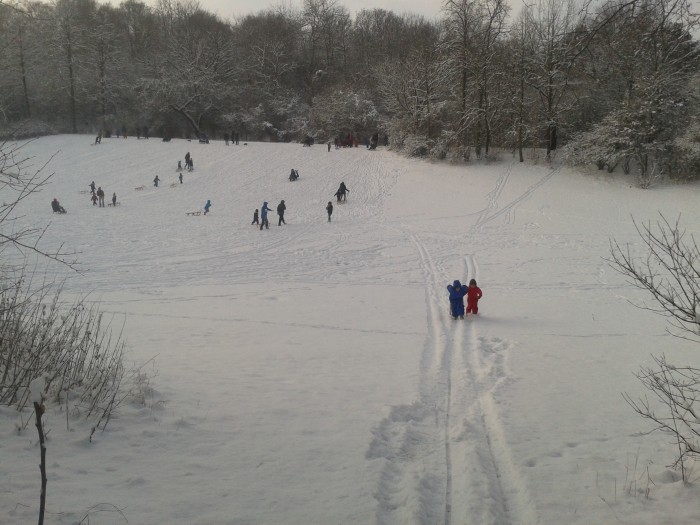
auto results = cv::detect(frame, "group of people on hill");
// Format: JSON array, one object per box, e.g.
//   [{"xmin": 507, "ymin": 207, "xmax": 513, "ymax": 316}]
[
  {"xmin": 223, "ymin": 132, "xmax": 241, "ymax": 145},
  {"xmin": 447, "ymin": 279, "xmax": 483, "ymax": 319},
  {"xmin": 252, "ymin": 200, "xmax": 285, "ymax": 229},
  {"xmin": 89, "ymin": 180, "xmax": 116, "ymax": 207}
]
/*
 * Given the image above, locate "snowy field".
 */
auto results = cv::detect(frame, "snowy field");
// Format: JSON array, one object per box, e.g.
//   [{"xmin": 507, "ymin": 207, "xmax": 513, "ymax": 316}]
[{"xmin": 1, "ymin": 135, "xmax": 700, "ymax": 525}]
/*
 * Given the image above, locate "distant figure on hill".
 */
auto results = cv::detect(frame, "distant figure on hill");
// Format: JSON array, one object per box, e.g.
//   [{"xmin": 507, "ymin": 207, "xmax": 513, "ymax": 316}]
[
  {"xmin": 327, "ymin": 141, "xmax": 331, "ymax": 152},
  {"xmin": 260, "ymin": 202, "xmax": 272, "ymax": 230},
  {"xmin": 89, "ymin": 181, "xmax": 96, "ymax": 194},
  {"xmin": 224, "ymin": 132, "xmax": 230, "ymax": 145},
  {"xmin": 289, "ymin": 169, "xmax": 299, "ymax": 181},
  {"xmin": 185, "ymin": 151, "xmax": 190, "ymax": 166},
  {"xmin": 335, "ymin": 182, "xmax": 349, "ymax": 202},
  {"xmin": 326, "ymin": 201, "xmax": 333, "ymax": 222},
  {"xmin": 51, "ymin": 198, "xmax": 66, "ymax": 214},
  {"xmin": 112, "ymin": 192, "xmax": 117, "ymax": 206},
  {"xmin": 153, "ymin": 175, "xmax": 160, "ymax": 187},
  {"xmin": 91, "ymin": 193, "xmax": 98, "ymax": 206},
  {"xmin": 277, "ymin": 200, "xmax": 286, "ymax": 225},
  {"xmin": 179, "ymin": 172, "xmax": 183, "ymax": 184},
  {"xmin": 97, "ymin": 187, "xmax": 105, "ymax": 207},
  {"xmin": 204, "ymin": 199, "xmax": 212, "ymax": 215},
  {"xmin": 177, "ymin": 160, "xmax": 182, "ymax": 171},
  {"xmin": 251, "ymin": 208, "xmax": 259, "ymax": 225}
]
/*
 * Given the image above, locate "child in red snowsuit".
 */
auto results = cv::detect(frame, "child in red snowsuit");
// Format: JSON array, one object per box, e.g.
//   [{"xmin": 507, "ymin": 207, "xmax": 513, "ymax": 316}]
[{"xmin": 466, "ymin": 279, "xmax": 482, "ymax": 315}]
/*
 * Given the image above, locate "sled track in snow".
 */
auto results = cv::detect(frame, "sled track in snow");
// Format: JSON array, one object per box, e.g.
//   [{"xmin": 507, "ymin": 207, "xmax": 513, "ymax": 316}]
[
  {"xmin": 369, "ymin": 234, "xmax": 537, "ymax": 525},
  {"xmin": 471, "ymin": 165, "xmax": 558, "ymax": 234}
]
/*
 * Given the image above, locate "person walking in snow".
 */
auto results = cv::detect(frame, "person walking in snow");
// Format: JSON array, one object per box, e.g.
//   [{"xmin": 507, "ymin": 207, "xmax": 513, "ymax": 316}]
[
  {"xmin": 277, "ymin": 200, "xmax": 286, "ymax": 225},
  {"xmin": 204, "ymin": 199, "xmax": 212, "ymax": 215},
  {"xmin": 91, "ymin": 193, "xmax": 98, "ymax": 206},
  {"xmin": 326, "ymin": 201, "xmax": 333, "ymax": 222},
  {"xmin": 112, "ymin": 192, "xmax": 117, "ymax": 206},
  {"xmin": 465, "ymin": 279, "xmax": 483, "ymax": 315},
  {"xmin": 251, "ymin": 209, "xmax": 259, "ymax": 225},
  {"xmin": 260, "ymin": 202, "xmax": 272, "ymax": 230},
  {"xmin": 327, "ymin": 141, "xmax": 331, "ymax": 152},
  {"xmin": 179, "ymin": 172, "xmax": 183, "ymax": 184},
  {"xmin": 89, "ymin": 181, "xmax": 96, "ymax": 194},
  {"xmin": 185, "ymin": 151, "xmax": 190, "ymax": 167},
  {"xmin": 153, "ymin": 175, "xmax": 160, "ymax": 187},
  {"xmin": 97, "ymin": 187, "xmax": 105, "ymax": 207},
  {"xmin": 447, "ymin": 280, "xmax": 468, "ymax": 320}
]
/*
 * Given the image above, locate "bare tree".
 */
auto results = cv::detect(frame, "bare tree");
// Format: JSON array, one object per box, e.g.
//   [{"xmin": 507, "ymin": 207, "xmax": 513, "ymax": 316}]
[{"xmin": 610, "ymin": 215, "xmax": 700, "ymax": 481}]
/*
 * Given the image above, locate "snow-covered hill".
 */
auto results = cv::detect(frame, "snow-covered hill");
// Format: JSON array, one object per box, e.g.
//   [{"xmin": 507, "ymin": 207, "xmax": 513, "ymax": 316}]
[{"xmin": 1, "ymin": 136, "xmax": 699, "ymax": 524}]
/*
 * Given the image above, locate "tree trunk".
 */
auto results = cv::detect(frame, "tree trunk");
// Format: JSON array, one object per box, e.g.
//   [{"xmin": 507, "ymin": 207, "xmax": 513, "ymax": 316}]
[
  {"xmin": 170, "ymin": 104, "xmax": 201, "ymax": 136},
  {"xmin": 18, "ymin": 26, "xmax": 31, "ymax": 118},
  {"xmin": 33, "ymin": 402, "xmax": 47, "ymax": 525},
  {"xmin": 64, "ymin": 26, "xmax": 78, "ymax": 133}
]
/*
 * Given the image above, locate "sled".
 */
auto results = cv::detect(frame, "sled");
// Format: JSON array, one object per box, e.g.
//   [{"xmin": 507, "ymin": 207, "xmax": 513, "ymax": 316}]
[
  {"xmin": 186, "ymin": 211, "xmax": 201, "ymax": 216},
  {"xmin": 78, "ymin": 190, "xmax": 90, "ymax": 194},
  {"xmin": 107, "ymin": 202, "xmax": 120, "ymax": 207},
  {"xmin": 134, "ymin": 185, "xmax": 146, "ymax": 191},
  {"xmin": 170, "ymin": 183, "xmax": 178, "ymax": 188}
]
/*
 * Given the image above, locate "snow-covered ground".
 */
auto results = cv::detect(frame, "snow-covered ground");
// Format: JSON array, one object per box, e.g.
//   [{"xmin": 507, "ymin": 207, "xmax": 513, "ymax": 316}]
[{"xmin": 1, "ymin": 135, "xmax": 699, "ymax": 525}]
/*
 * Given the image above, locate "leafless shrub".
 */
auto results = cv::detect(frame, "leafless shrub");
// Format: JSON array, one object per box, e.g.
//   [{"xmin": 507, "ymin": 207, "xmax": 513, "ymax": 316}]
[{"xmin": 610, "ymin": 215, "xmax": 700, "ymax": 481}]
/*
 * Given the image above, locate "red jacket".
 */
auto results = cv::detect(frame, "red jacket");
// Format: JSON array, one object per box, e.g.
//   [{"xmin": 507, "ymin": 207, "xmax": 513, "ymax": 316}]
[{"xmin": 466, "ymin": 286, "xmax": 482, "ymax": 305}]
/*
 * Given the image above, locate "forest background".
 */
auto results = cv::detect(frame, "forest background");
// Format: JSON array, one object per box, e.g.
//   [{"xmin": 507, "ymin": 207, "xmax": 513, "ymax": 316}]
[{"xmin": 2, "ymin": 0, "xmax": 700, "ymax": 183}]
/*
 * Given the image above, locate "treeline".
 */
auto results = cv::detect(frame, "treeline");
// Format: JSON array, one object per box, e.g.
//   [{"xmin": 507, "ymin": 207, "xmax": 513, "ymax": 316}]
[{"xmin": 1, "ymin": 0, "xmax": 699, "ymax": 181}]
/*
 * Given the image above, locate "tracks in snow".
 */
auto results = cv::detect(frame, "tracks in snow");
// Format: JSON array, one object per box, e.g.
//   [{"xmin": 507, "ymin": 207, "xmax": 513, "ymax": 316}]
[{"xmin": 369, "ymin": 234, "xmax": 537, "ymax": 525}]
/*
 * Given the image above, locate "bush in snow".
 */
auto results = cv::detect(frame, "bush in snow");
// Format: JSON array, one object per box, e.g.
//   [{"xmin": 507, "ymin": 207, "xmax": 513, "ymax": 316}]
[
  {"xmin": 0, "ymin": 140, "xmax": 131, "ymax": 429},
  {"xmin": 0, "ymin": 275, "xmax": 128, "ymax": 425},
  {"xmin": 610, "ymin": 215, "xmax": 700, "ymax": 482}
]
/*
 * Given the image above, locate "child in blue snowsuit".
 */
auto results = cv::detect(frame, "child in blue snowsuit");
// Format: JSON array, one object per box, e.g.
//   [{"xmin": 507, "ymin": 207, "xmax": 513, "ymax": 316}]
[
  {"xmin": 447, "ymin": 280, "xmax": 468, "ymax": 319},
  {"xmin": 204, "ymin": 199, "xmax": 212, "ymax": 215},
  {"xmin": 260, "ymin": 201, "xmax": 272, "ymax": 230}
]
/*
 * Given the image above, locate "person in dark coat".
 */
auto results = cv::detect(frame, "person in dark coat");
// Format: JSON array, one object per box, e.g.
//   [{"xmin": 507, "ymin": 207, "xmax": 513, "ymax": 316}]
[
  {"xmin": 89, "ymin": 181, "xmax": 96, "ymax": 194},
  {"xmin": 251, "ymin": 209, "xmax": 259, "ymax": 225},
  {"xmin": 447, "ymin": 280, "xmax": 468, "ymax": 320},
  {"xmin": 179, "ymin": 172, "xmax": 183, "ymax": 184},
  {"xmin": 338, "ymin": 182, "xmax": 348, "ymax": 200},
  {"xmin": 96, "ymin": 187, "xmax": 105, "ymax": 207},
  {"xmin": 327, "ymin": 141, "xmax": 331, "ymax": 152},
  {"xmin": 260, "ymin": 202, "xmax": 271, "ymax": 230},
  {"xmin": 326, "ymin": 201, "xmax": 333, "ymax": 222},
  {"xmin": 91, "ymin": 193, "xmax": 98, "ymax": 206},
  {"xmin": 112, "ymin": 192, "xmax": 117, "ymax": 206},
  {"xmin": 185, "ymin": 152, "xmax": 190, "ymax": 166},
  {"xmin": 277, "ymin": 200, "xmax": 286, "ymax": 225},
  {"xmin": 51, "ymin": 198, "xmax": 66, "ymax": 213},
  {"xmin": 154, "ymin": 175, "xmax": 160, "ymax": 187}
]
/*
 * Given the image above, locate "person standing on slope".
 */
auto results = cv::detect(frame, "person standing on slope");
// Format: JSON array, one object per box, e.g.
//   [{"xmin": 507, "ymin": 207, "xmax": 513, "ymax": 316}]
[
  {"xmin": 447, "ymin": 280, "xmax": 467, "ymax": 320},
  {"xmin": 112, "ymin": 192, "xmax": 117, "ymax": 206},
  {"xmin": 153, "ymin": 175, "xmax": 160, "ymax": 187},
  {"xmin": 97, "ymin": 186, "xmax": 105, "ymax": 207},
  {"xmin": 260, "ymin": 202, "xmax": 272, "ymax": 230},
  {"xmin": 326, "ymin": 201, "xmax": 333, "ymax": 222},
  {"xmin": 251, "ymin": 208, "xmax": 259, "ymax": 225},
  {"xmin": 277, "ymin": 200, "xmax": 286, "ymax": 225},
  {"xmin": 466, "ymin": 279, "xmax": 483, "ymax": 315},
  {"xmin": 204, "ymin": 199, "xmax": 212, "ymax": 215}
]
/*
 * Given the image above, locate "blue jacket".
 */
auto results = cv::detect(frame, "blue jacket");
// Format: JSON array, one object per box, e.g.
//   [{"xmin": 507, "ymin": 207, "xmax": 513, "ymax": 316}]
[
  {"xmin": 447, "ymin": 280, "xmax": 467, "ymax": 315},
  {"xmin": 261, "ymin": 202, "xmax": 271, "ymax": 219},
  {"xmin": 204, "ymin": 200, "xmax": 211, "ymax": 210}
]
